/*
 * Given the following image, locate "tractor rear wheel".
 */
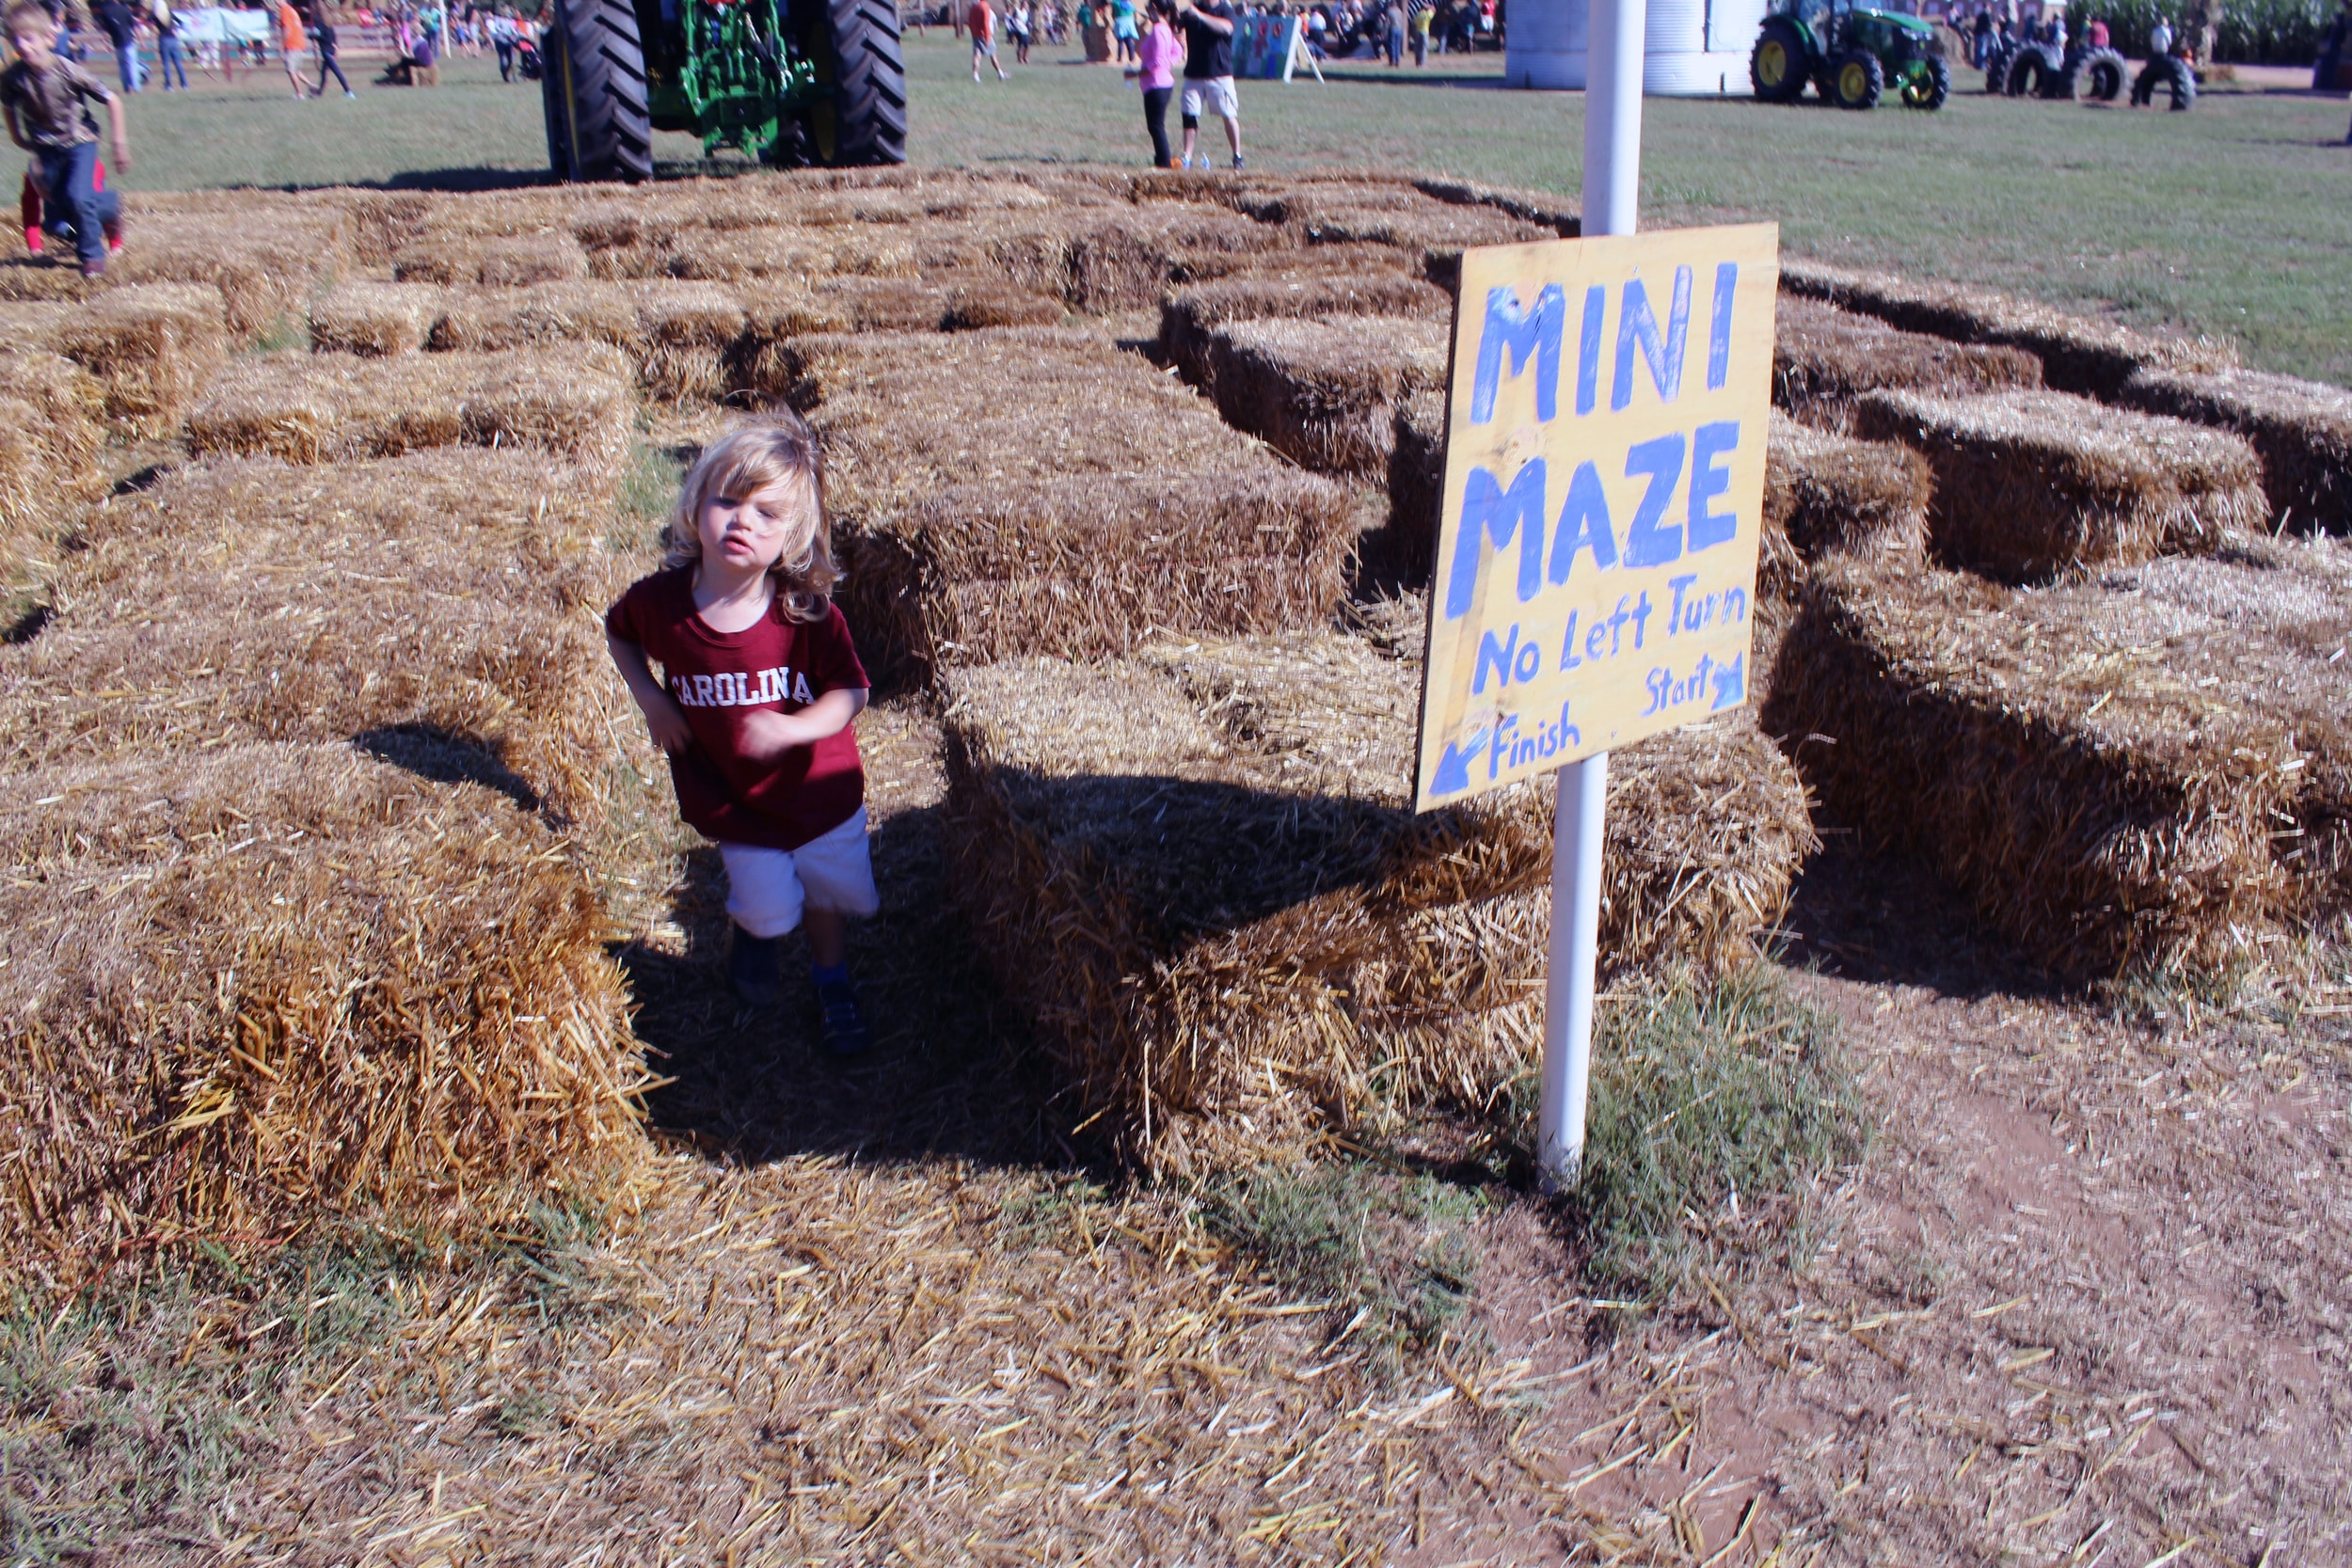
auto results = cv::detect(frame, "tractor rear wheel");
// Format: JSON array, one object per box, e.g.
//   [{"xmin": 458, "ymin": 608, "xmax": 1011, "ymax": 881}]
[
  {"xmin": 2004, "ymin": 41, "xmax": 2058, "ymax": 96},
  {"xmin": 1901, "ymin": 52, "xmax": 1950, "ymax": 107},
  {"xmin": 540, "ymin": 0, "xmax": 653, "ymax": 183},
  {"xmin": 2131, "ymin": 53, "xmax": 2195, "ymax": 109},
  {"xmin": 2069, "ymin": 44, "xmax": 2126, "ymax": 99},
  {"xmin": 1831, "ymin": 48, "xmax": 1883, "ymax": 108},
  {"xmin": 1750, "ymin": 16, "xmax": 1808, "ymax": 102},
  {"xmin": 790, "ymin": 0, "xmax": 909, "ymax": 166}
]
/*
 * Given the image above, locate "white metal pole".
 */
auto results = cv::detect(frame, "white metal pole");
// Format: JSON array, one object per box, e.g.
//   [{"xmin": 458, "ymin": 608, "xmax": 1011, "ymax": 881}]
[{"xmin": 1537, "ymin": 0, "xmax": 1645, "ymax": 1194}]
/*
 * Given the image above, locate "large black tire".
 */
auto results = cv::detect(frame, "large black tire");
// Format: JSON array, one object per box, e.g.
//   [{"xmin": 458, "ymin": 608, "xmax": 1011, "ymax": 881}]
[
  {"xmin": 2069, "ymin": 44, "xmax": 2126, "ymax": 100},
  {"xmin": 542, "ymin": 0, "xmax": 653, "ymax": 182},
  {"xmin": 1902, "ymin": 51, "xmax": 1950, "ymax": 107},
  {"xmin": 1749, "ymin": 15, "xmax": 1808, "ymax": 103},
  {"xmin": 2131, "ymin": 53, "xmax": 2196, "ymax": 109},
  {"xmin": 1830, "ymin": 47, "xmax": 1882, "ymax": 107},
  {"xmin": 791, "ymin": 0, "xmax": 909, "ymax": 166},
  {"xmin": 2004, "ymin": 41, "xmax": 2058, "ymax": 96},
  {"xmin": 1982, "ymin": 40, "xmax": 2012, "ymax": 91}
]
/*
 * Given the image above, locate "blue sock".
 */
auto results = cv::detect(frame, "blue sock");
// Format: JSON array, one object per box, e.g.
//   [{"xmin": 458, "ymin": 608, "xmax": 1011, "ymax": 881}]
[{"xmin": 811, "ymin": 962, "xmax": 850, "ymax": 988}]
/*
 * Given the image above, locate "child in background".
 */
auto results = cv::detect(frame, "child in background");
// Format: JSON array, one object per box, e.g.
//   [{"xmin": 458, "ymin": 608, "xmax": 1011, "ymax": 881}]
[
  {"xmin": 606, "ymin": 418, "xmax": 878, "ymax": 1056},
  {"xmin": 0, "ymin": 0, "xmax": 127, "ymax": 277}
]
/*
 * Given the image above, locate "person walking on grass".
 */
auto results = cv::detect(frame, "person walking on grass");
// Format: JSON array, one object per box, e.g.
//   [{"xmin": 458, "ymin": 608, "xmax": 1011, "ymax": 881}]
[
  {"xmin": 1007, "ymin": 0, "xmax": 1031, "ymax": 60},
  {"xmin": 92, "ymin": 0, "xmax": 138, "ymax": 88},
  {"xmin": 148, "ymin": 0, "xmax": 185, "ymax": 87},
  {"xmin": 1110, "ymin": 0, "xmax": 1136, "ymax": 61},
  {"xmin": 275, "ymin": 0, "xmax": 307, "ymax": 95},
  {"xmin": 969, "ymin": 0, "xmax": 1007, "ymax": 77},
  {"xmin": 305, "ymin": 1, "xmax": 350, "ymax": 95},
  {"xmin": 1175, "ymin": 0, "xmax": 1238, "ymax": 169},
  {"xmin": 1135, "ymin": 0, "xmax": 1179, "ymax": 166},
  {"xmin": 605, "ymin": 418, "xmax": 879, "ymax": 1057},
  {"xmin": 1, "ymin": 0, "xmax": 126, "ymax": 277}
]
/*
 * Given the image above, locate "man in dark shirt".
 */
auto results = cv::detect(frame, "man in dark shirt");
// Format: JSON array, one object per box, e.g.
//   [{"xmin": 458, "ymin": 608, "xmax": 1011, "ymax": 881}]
[
  {"xmin": 1176, "ymin": 0, "xmax": 1241, "ymax": 169},
  {"xmin": 1, "ymin": 0, "xmax": 128, "ymax": 275},
  {"xmin": 93, "ymin": 0, "xmax": 138, "ymax": 89}
]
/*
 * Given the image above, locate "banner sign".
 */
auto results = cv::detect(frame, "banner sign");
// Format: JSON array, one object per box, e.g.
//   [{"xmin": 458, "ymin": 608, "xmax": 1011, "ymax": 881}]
[
  {"xmin": 1412, "ymin": 225, "xmax": 1779, "ymax": 813},
  {"xmin": 1232, "ymin": 14, "xmax": 1304, "ymax": 79},
  {"xmin": 177, "ymin": 8, "xmax": 277, "ymax": 44}
]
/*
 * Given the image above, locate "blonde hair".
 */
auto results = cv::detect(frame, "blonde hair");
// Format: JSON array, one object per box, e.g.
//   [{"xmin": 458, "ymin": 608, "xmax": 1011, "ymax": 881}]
[
  {"xmin": 662, "ymin": 414, "xmax": 838, "ymax": 625},
  {"xmin": 5, "ymin": 2, "xmax": 56, "ymax": 39}
]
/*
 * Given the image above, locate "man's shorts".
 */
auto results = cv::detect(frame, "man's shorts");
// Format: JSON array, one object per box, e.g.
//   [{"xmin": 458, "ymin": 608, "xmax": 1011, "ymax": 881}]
[
  {"xmin": 1181, "ymin": 75, "xmax": 1239, "ymax": 119},
  {"xmin": 720, "ymin": 807, "xmax": 881, "ymax": 939}
]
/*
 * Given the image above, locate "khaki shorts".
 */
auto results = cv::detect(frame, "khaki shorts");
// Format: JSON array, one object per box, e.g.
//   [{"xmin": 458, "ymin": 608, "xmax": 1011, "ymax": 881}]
[
  {"xmin": 1181, "ymin": 75, "xmax": 1239, "ymax": 119},
  {"xmin": 721, "ymin": 807, "xmax": 881, "ymax": 938}
]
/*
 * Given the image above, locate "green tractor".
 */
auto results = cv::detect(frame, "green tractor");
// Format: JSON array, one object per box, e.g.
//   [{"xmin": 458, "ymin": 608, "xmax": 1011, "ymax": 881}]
[
  {"xmin": 541, "ymin": 0, "xmax": 907, "ymax": 182},
  {"xmin": 1750, "ymin": 0, "xmax": 1951, "ymax": 109}
]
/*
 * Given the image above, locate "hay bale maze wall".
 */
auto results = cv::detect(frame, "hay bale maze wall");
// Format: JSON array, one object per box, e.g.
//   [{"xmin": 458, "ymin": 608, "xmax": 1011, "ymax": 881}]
[
  {"xmin": 783, "ymin": 325, "xmax": 1357, "ymax": 684},
  {"xmin": 1853, "ymin": 388, "xmax": 2265, "ymax": 583},
  {"xmin": 1773, "ymin": 295, "xmax": 2041, "ymax": 429},
  {"xmin": 941, "ymin": 625, "xmax": 1812, "ymax": 1173},
  {"xmin": 2116, "ymin": 366, "xmax": 2352, "ymax": 536},
  {"xmin": 1761, "ymin": 549, "xmax": 2352, "ymax": 975}
]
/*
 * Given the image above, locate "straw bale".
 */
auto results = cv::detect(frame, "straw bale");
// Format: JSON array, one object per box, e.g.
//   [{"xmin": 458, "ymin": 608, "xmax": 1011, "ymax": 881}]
[
  {"xmin": 425, "ymin": 279, "xmax": 641, "ymax": 355},
  {"xmin": 838, "ymin": 470, "xmax": 1354, "ymax": 680},
  {"xmin": 1853, "ymin": 388, "xmax": 2265, "ymax": 583},
  {"xmin": 1161, "ymin": 270, "xmax": 1451, "ymax": 390},
  {"xmin": 1067, "ymin": 211, "xmax": 1293, "ymax": 313},
  {"xmin": 653, "ymin": 224, "xmax": 919, "ymax": 283},
  {"xmin": 1774, "ymin": 295, "xmax": 2040, "ymax": 428},
  {"xmin": 0, "ymin": 283, "xmax": 228, "ymax": 425},
  {"xmin": 1302, "ymin": 203, "xmax": 1553, "ymax": 283},
  {"xmin": 1761, "ymin": 411, "xmax": 1929, "ymax": 604},
  {"xmin": 1781, "ymin": 257, "xmax": 2237, "ymax": 399},
  {"xmin": 726, "ymin": 285, "xmax": 854, "ymax": 402},
  {"xmin": 2115, "ymin": 364, "xmax": 2352, "ymax": 535},
  {"xmin": 1202, "ymin": 313, "xmax": 1449, "ymax": 477},
  {"xmin": 478, "ymin": 232, "xmax": 592, "ymax": 286},
  {"xmin": 312, "ymin": 189, "xmax": 439, "ymax": 266},
  {"xmin": 2101, "ymin": 538, "xmax": 2352, "ymax": 913},
  {"xmin": 775, "ymin": 323, "xmax": 1116, "ymax": 410},
  {"xmin": 808, "ymin": 275, "xmax": 950, "ymax": 333},
  {"xmin": 113, "ymin": 211, "xmax": 349, "ymax": 340},
  {"xmin": 309, "ymin": 280, "xmax": 442, "ymax": 357},
  {"xmin": 0, "ymin": 742, "xmax": 647, "ymax": 1265},
  {"xmin": 185, "ymin": 345, "xmax": 635, "ymax": 471},
  {"xmin": 0, "ymin": 348, "xmax": 102, "ymax": 482},
  {"xmin": 1408, "ymin": 176, "xmax": 1581, "ymax": 236},
  {"xmin": 941, "ymin": 627, "xmax": 1810, "ymax": 1170},
  {"xmin": 0, "ymin": 257, "xmax": 97, "ymax": 304},
  {"xmin": 792, "ymin": 326, "xmax": 1355, "ymax": 679},
  {"xmin": 1, "ymin": 451, "xmax": 626, "ymax": 819},
  {"xmin": 941, "ymin": 272, "xmax": 1065, "ymax": 331},
  {"xmin": 1383, "ymin": 387, "xmax": 1445, "ymax": 588},
  {"xmin": 1762, "ymin": 553, "xmax": 2308, "ymax": 975}
]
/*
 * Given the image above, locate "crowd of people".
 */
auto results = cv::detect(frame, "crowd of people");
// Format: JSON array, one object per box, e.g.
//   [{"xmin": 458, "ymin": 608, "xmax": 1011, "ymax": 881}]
[{"xmin": 14, "ymin": 0, "xmax": 546, "ymax": 94}]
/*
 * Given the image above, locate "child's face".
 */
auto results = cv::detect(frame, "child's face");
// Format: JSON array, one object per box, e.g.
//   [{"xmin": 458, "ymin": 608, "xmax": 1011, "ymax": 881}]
[
  {"xmin": 9, "ymin": 23, "xmax": 56, "ymax": 66},
  {"xmin": 695, "ymin": 480, "xmax": 809, "ymax": 577}
]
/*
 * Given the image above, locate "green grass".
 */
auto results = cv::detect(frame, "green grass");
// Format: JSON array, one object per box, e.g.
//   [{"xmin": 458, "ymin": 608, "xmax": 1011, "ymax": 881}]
[
  {"xmin": 102, "ymin": 44, "xmax": 2352, "ymax": 382},
  {"xmin": 1202, "ymin": 1161, "xmax": 1490, "ymax": 1370},
  {"xmin": 1507, "ymin": 965, "xmax": 1868, "ymax": 1303},
  {"xmin": 103, "ymin": 42, "xmax": 2352, "ymax": 384}
]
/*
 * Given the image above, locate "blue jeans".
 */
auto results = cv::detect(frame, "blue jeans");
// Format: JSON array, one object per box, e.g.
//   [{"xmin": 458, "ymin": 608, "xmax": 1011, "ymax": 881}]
[
  {"xmin": 114, "ymin": 40, "xmax": 142, "ymax": 91},
  {"xmin": 156, "ymin": 34, "xmax": 188, "ymax": 87},
  {"xmin": 37, "ymin": 142, "xmax": 119, "ymax": 270}
]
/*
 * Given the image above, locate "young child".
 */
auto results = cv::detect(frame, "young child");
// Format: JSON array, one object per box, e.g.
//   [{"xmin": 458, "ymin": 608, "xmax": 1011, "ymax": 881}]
[
  {"xmin": 0, "ymin": 0, "xmax": 128, "ymax": 278},
  {"xmin": 605, "ymin": 418, "xmax": 879, "ymax": 1056}
]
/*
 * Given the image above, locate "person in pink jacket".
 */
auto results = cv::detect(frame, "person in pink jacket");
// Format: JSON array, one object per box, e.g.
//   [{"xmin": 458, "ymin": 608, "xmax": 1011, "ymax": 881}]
[{"xmin": 1135, "ymin": 0, "xmax": 1181, "ymax": 167}]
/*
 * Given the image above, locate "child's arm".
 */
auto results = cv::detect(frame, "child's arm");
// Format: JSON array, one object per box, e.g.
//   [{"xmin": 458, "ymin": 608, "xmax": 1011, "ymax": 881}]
[
  {"xmin": 607, "ymin": 631, "xmax": 693, "ymax": 752},
  {"xmin": 102, "ymin": 91, "xmax": 128, "ymax": 170},
  {"xmin": 738, "ymin": 686, "xmax": 868, "ymax": 762},
  {"xmin": 3, "ymin": 105, "xmax": 26, "ymax": 155}
]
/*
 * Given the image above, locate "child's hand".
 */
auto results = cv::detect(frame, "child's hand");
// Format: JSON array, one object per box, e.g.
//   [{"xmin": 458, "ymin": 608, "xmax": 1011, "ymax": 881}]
[
  {"xmin": 637, "ymin": 691, "xmax": 692, "ymax": 753},
  {"xmin": 111, "ymin": 139, "xmax": 131, "ymax": 172},
  {"xmin": 738, "ymin": 707, "xmax": 815, "ymax": 761}
]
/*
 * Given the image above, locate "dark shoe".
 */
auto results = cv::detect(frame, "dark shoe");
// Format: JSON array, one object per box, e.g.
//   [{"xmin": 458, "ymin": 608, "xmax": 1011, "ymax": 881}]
[
  {"xmin": 727, "ymin": 928, "xmax": 781, "ymax": 1006},
  {"xmin": 815, "ymin": 975, "xmax": 869, "ymax": 1057},
  {"xmin": 79, "ymin": 254, "xmax": 104, "ymax": 278}
]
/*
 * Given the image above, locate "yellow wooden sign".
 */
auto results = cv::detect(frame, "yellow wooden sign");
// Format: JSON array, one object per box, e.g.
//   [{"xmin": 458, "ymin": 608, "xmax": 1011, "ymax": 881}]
[{"xmin": 1412, "ymin": 224, "xmax": 1780, "ymax": 812}]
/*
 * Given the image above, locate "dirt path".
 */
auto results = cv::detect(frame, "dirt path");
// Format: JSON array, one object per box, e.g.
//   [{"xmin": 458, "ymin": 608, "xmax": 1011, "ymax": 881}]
[{"xmin": 183, "ymin": 704, "xmax": 2350, "ymax": 1566}]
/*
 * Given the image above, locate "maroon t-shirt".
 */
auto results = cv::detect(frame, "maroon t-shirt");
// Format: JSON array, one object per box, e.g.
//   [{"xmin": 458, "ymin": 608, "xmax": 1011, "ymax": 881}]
[{"xmin": 605, "ymin": 567, "xmax": 868, "ymax": 851}]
